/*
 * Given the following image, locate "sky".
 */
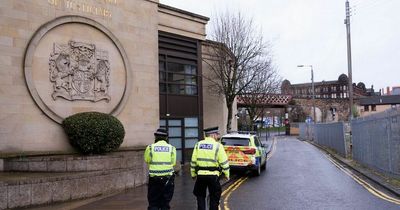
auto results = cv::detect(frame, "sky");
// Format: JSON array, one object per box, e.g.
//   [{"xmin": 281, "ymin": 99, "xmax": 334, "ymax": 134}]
[{"xmin": 159, "ymin": 0, "xmax": 400, "ymax": 94}]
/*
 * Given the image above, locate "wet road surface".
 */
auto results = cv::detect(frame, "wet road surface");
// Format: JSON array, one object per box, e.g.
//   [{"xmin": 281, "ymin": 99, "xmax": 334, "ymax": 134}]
[
  {"xmin": 42, "ymin": 135, "xmax": 399, "ymax": 210},
  {"xmin": 222, "ymin": 136, "xmax": 400, "ymax": 210}
]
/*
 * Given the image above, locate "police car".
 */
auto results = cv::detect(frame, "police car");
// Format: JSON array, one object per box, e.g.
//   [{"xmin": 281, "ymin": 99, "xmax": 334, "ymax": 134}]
[{"xmin": 221, "ymin": 132, "xmax": 267, "ymax": 176}]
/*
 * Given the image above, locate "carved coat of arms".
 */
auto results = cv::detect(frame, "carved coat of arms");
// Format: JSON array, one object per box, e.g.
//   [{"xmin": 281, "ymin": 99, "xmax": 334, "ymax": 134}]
[{"xmin": 49, "ymin": 40, "xmax": 111, "ymax": 102}]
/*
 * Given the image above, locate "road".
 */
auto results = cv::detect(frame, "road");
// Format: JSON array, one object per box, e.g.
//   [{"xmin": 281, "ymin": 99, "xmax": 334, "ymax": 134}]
[
  {"xmin": 53, "ymin": 135, "xmax": 400, "ymax": 210},
  {"xmin": 221, "ymin": 136, "xmax": 400, "ymax": 210}
]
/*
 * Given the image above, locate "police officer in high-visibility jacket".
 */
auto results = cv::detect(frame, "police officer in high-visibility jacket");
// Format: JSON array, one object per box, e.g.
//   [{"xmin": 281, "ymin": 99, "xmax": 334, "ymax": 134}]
[
  {"xmin": 191, "ymin": 126, "xmax": 230, "ymax": 210},
  {"xmin": 144, "ymin": 128, "xmax": 177, "ymax": 210}
]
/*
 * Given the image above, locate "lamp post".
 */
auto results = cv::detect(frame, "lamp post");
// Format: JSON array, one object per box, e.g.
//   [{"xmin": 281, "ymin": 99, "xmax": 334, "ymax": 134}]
[{"xmin": 297, "ymin": 65, "xmax": 316, "ymax": 124}]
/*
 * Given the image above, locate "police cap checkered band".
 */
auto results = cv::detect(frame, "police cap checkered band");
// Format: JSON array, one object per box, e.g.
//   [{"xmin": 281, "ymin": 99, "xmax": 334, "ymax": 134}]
[
  {"xmin": 204, "ymin": 126, "xmax": 219, "ymax": 134},
  {"xmin": 154, "ymin": 128, "xmax": 168, "ymax": 137}
]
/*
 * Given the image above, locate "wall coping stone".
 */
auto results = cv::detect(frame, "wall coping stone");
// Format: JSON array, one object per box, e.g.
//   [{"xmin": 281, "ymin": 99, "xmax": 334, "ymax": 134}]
[
  {"xmin": 0, "ymin": 146, "xmax": 146, "ymax": 159},
  {"xmin": 3, "ymin": 149, "xmax": 146, "ymax": 173}
]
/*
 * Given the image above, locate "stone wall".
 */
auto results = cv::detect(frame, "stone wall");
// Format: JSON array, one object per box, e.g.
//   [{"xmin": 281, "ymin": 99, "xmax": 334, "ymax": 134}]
[
  {"xmin": 293, "ymin": 98, "xmax": 351, "ymax": 122},
  {"xmin": 3, "ymin": 148, "xmax": 146, "ymax": 172},
  {"xmin": 0, "ymin": 0, "xmax": 162, "ymax": 153},
  {"xmin": 0, "ymin": 150, "xmax": 148, "ymax": 209}
]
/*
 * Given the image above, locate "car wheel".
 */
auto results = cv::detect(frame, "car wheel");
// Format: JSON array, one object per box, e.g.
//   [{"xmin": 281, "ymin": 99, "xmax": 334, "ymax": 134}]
[
  {"xmin": 261, "ymin": 160, "xmax": 266, "ymax": 170},
  {"xmin": 253, "ymin": 163, "xmax": 261, "ymax": 176}
]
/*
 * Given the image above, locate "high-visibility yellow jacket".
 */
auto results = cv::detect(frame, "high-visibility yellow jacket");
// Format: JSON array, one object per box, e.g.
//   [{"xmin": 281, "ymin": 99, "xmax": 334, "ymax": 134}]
[
  {"xmin": 144, "ymin": 140, "xmax": 176, "ymax": 177},
  {"xmin": 191, "ymin": 137, "xmax": 230, "ymax": 178}
]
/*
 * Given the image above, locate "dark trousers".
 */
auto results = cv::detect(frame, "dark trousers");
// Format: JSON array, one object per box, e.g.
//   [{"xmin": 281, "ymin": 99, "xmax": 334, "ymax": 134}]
[
  {"xmin": 193, "ymin": 175, "xmax": 221, "ymax": 210},
  {"xmin": 147, "ymin": 175, "xmax": 175, "ymax": 210}
]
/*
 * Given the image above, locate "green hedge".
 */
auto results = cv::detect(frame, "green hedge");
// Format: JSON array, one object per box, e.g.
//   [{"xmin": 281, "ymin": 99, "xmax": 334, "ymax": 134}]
[{"xmin": 62, "ymin": 112, "xmax": 125, "ymax": 154}]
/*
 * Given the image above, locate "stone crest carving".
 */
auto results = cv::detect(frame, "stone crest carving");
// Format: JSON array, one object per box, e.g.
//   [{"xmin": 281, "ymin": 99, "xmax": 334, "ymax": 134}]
[{"xmin": 49, "ymin": 40, "xmax": 111, "ymax": 102}]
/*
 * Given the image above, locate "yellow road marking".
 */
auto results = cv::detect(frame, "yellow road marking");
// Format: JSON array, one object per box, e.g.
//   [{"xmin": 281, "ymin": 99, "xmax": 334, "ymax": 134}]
[
  {"xmin": 303, "ymin": 140, "xmax": 400, "ymax": 204},
  {"xmin": 223, "ymin": 177, "xmax": 248, "ymax": 210},
  {"xmin": 221, "ymin": 177, "xmax": 245, "ymax": 197},
  {"xmin": 220, "ymin": 137, "xmax": 278, "ymax": 210},
  {"xmin": 267, "ymin": 138, "xmax": 277, "ymax": 161},
  {"xmin": 326, "ymin": 155, "xmax": 400, "ymax": 205},
  {"xmin": 220, "ymin": 177, "xmax": 244, "ymax": 210}
]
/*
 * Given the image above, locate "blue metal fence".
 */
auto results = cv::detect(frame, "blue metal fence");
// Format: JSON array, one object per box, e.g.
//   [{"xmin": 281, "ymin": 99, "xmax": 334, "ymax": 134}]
[
  {"xmin": 352, "ymin": 108, "xmax": 400, "ymax": 177},
  {"xmin": 313, "ymin": 122, "xmax": 346, "ymax": 157},
  {"xmin": 299, "ymin": 123, "xmax": 313, "ymax": 140},
  {"xmin": 299, "ymin": 122, "xmax": 347, "ymax": 157}
]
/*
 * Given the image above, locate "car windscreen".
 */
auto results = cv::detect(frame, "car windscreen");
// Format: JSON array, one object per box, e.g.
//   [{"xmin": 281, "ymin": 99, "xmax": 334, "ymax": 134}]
[{"xmin": 221, "ymin": 137, "xmax": 250, "ymax": 146}]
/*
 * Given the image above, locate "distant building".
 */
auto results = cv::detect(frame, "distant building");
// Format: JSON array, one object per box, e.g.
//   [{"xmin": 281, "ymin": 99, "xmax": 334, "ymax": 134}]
[
  {"xmin": 393, "ymin": 87, "xmax": 400, "ymax": 95},
  {"xmin": 281, "ymin": 74, "xmax": 376, "ymax": 122},
  {"xmin": 382, "ymin": 86, "xmax": 400, "ymax": 95},
  {"xmin": 281, "ymin": 74, "xmax": 375, "ymax": 99},
  {"xmin": 358, "ymin": 95, "xmax": 400, "ymax": 117}
]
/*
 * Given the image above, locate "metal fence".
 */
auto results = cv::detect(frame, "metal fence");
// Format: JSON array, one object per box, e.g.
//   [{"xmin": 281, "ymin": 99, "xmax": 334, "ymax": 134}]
[
  {"xmin": 299, "ymin": 123, "xmax": 313, "ymax": 140},
  {"xmin": 352, "ymin": 108, "xmax": 400, "ymax": 177},
  {"xmin": 299, "ymin": 122, "xmax": 347, "ymax": 157},
  {"xmin": 313, "ymin": 122, "xmax": 347, "ymax": 157}
]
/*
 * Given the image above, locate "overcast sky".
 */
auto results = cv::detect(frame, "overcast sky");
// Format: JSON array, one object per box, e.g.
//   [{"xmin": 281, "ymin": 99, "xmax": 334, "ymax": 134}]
[{"xmin": 160, "ymin": 0, "xmax": 399, "ymax": 93}]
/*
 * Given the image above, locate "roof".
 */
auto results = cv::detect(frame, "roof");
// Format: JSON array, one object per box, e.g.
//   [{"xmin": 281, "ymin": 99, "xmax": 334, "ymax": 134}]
[
  {"xmin": 158, "ymin": 3, "xmax": 210, "ymax": 21},
  {"xmin": 359, "ymin": 95, "xmax": 400, "ymax": 105},
  {"xmin": 221, "ymin": 132, "xmax": 255, "ymax": 139},
  {"xmin": 290, "ymin": 80, "xmax": 339, "ymax": 87}
]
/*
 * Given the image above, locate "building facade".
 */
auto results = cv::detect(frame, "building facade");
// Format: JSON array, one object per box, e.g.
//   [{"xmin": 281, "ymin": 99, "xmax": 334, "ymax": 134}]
[
  {"xmin": 0, "ymin": 1, "xmax": 240, "ymax": 207},
  {"xmin": 281, "ymin": 74, "xmax": 375, "ymax": 122},
  {"xmin": 0, "ymin": 0, "xmax": 236, "ymax": 159},
  {"xmin": 281, "ymin": 74, "xmax": 375, "ymax": 100},
  {"xmin": 381, "ymin": 86, "xmax": 400, "ymax": 96},
  {"xmin": 358, "ymin": 95, "xmax": 400, "ymax": 117},
  {"xmin": 158, "ymin": 30, "xmax": 203, "ymax": 163}
]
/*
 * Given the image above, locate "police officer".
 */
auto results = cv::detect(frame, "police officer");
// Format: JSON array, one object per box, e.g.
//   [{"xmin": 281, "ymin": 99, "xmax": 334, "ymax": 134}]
[
  {"xmin": 144, "ymin": 128, "xmax": 177, "ymax": 210},
  {"xmin": 191, "ymin": 126, "xmax": 230, "ymax": 210}
]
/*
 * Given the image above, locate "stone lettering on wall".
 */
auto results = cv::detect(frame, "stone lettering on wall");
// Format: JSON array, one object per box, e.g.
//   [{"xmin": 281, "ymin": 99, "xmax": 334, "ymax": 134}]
[
  {"xmin": 48, "ymin": 0, "xmax": 118, "ymax": 18},
  {"xmin": 49, "ymin": 40, "xmax": 111, "ymax": 102}
]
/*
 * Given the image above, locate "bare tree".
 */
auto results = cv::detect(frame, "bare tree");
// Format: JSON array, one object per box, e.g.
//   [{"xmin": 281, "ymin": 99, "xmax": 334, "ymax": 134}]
[
  {"xmin": 239, "ymin": 62, "xmax": 281, "ymax": 131},
  {"xmin": 203, "ymin": 11, "xmax": 270, "ymax": 131},
  {"xmin": 288, "ymin": 100, "xmax": 307, "ymax": 123}
]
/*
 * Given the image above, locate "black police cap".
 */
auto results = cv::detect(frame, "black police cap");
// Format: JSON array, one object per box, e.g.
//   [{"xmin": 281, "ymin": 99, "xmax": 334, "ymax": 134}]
[
  {"xmin": 204, "ymin": 126, "xmax": 219, "ymax": 135},
  {"xmin": 154, "ymin": 128, "xmax": 168, "ymax": 137}
]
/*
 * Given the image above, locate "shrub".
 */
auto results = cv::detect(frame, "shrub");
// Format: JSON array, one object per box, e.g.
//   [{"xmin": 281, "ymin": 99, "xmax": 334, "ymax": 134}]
[{"xmin": 62, "ymin": 112, "xmax": 125, "ymax": 154}]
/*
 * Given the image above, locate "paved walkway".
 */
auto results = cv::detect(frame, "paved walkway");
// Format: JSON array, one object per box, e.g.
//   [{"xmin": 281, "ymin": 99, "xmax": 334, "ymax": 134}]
[{"xmin": 73, "ymin": 165, "xmax": 198, "ymax": 210}]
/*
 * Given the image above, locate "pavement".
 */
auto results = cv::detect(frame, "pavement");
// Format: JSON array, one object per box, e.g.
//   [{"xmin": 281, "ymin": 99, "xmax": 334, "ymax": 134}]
[{"xmin": 26, "ymin": 164, "xmax": 202, "ymax": 210}]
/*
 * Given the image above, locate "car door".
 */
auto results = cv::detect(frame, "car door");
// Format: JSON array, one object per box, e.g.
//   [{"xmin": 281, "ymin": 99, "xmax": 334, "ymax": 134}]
[{"xmin": 254, "ymin": 136, "xmax": 266, "ymax": 165}]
